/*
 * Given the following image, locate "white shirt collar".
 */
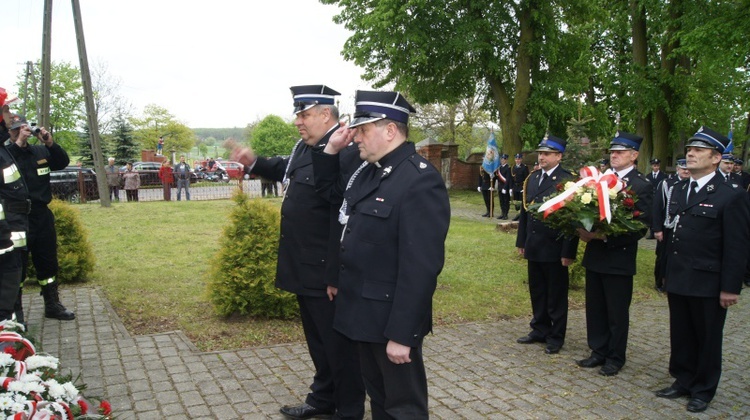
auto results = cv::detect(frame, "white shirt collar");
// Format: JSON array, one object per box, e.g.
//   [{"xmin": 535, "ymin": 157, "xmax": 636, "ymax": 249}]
[{"xmin": 690, "ymin": 172, "xmax": 717, "ymax": 192}]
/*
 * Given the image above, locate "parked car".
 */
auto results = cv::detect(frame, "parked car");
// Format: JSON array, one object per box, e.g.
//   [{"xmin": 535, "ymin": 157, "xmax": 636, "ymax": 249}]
[
  {"xmin": 120, "ymin": 161, "xmax": 198, "ymax": 186},
  {"xmin": 50, "ymin": 166, "xmax": 100, "ymax": 203},
  {"xmin": 196, "ymin": 160, "xmax": 249, "ymax": 180}
]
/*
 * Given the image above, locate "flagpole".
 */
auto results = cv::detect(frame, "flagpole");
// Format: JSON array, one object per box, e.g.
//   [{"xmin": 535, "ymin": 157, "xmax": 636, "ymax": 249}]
[{"xmin": 490, "ymin": 176, "xmax": 495, "ymax": 217}]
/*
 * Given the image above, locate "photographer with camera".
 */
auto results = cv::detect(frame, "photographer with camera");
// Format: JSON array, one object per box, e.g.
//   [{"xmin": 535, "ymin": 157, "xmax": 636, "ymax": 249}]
[{"xmin": 5, "ymin": 113, "xmax": 75, "ymax": 322}]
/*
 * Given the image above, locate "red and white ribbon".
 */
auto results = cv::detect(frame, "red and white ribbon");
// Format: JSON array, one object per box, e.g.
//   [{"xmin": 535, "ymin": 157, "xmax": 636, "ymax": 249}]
[{"xmin": 537, "ymin": 166, "xmax": 624, "ymax": 224}]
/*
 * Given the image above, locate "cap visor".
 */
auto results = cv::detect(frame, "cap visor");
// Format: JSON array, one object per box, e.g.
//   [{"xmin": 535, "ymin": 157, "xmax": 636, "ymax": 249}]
[
  {"xmin": 350, "ymin": 116, "xmax": 383, "ymax": 128},
  {"xmin": 608, "ymin": 144, "xmax": 633, "ymax": 151},
  {"xmin": 535, "ymin": 146, "xmax": 561, "ymax": 153},
  {"xmin": 685, "ymin": 139, "xmax": 716, "ymax": 149}
]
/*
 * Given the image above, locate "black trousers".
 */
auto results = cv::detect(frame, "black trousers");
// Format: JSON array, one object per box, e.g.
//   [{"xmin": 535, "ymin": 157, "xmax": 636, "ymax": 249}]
[
  {"xmin": 358, "ymin": 341, "xmax": 428, "ymax": 420},
  {"xmin": 527, "ymin": 261, "xmax": 569, "ymax": 346},
  {"xmin": 667, "ymin": 293, "xmax": 727, "ymax": 402},
  {"xmin": 481, "ymin": 190, "xmax": 493, "ymax": 214},
  {"xmin": 0, "ymin": 251, "xmax": 23, "ymax": 319},
  {"xmin": 584, "ymin": 270, "xmax": 633, "ymax": 368},
  {"xmin": 297, "ymin": 295, "xmax": 365, "ymax": 419},
  {"xmin": 125, "ymin": 189, "xmax": 139, "ymax": 202},
  {"xmin": 23, "ymin": 206, "xmax": 58, "ymax": 282},
  {"xmin": 499, "ymin": 191, "xmax": 510, "ymax": 216}
]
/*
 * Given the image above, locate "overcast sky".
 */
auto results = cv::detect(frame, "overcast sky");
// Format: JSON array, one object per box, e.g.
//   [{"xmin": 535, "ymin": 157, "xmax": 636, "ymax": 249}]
[{"xmin": 1, "ymin": 0, "xmax": 374, "ymax": 128}]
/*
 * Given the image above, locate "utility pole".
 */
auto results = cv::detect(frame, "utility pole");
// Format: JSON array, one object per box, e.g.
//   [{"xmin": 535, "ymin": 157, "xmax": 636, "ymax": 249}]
[
  {"xmin": 71, "ymin": 0, "xmax": 110, "ymax": 207},
  {"xmin": 40, "ymin": 0, "xmax": 52, "ymax": 129}
]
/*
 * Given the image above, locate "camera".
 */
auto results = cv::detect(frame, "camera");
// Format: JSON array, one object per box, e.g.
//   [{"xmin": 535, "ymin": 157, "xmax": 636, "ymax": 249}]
[{"xmin": 29, "ymin": 123, "xmax": 49, "ymax": 140}]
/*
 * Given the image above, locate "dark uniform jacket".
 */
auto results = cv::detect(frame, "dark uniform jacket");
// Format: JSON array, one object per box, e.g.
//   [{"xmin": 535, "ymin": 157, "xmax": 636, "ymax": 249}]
[
  {"xmin": 719, "ymin": 170, "xmax": 742, "ymax": 189},
  {"xmin": 315, "ymin": 142, "xmax": 450, "ymax": 347},
  {"xmin": 249, "ymin": 126, "xmax": 341, "ymax": 297},
  {"xmin": 646, "ymin": 171, "xmax": 667, "ymax": 190},
  {"xmin": 6, "ymin": 142, "xmax": 69, "ymax": 208},
  {"xmin": 478, "ymin": 170, "xmax": 495, "ymax": 191},
  {"xmin": 511, "ymin": 164, "xmax": 530, "ymax": 192},
  {"xmin": 516, "ymin": 167, "xmax": 578, "ymax": 262},
  {"xmin": 0, "ymin": 145, "xmax": 30, "ymax": 251},
  {"xmin": 496, "ymin": 163, "xmax": 512, "ymax": 191},
  {"xmin": 582, "ymin": 169, "xmax": 652, "ymax": 276},
  {"xmin": 665, "ymin": 174, "xmax": 750, "ymax": 297}
]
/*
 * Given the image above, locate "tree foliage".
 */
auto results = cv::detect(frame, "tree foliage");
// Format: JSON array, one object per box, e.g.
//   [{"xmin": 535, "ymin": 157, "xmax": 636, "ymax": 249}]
[
  {"xmin": 130, "ymin": 104, "xmax": 196, "ymax": 156},
  {"xmin": 15, "ymin": 60, "xmax": 84, "ymax": 135},
  {"xmin": 247, "ymin": 115, "xmax": 298, "ymax": 157},
  {"xmin": 111, "ymin": 113, "xmax": 139, "ymax": 164}
]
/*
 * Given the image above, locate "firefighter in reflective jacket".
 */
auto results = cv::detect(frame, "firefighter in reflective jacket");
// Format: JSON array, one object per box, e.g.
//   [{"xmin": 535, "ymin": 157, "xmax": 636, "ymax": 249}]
[
  {"xmin": 5, "ymin": 113, "xmax": 75, "ymax": 321},
  {"xmin": 0, "ymin": 108, "xmax": 30, "ymax": 322}
]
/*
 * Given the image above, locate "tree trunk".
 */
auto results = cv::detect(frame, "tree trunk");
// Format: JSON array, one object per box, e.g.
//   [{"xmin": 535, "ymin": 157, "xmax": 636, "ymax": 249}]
[{"xmin": 631, "ymin": 0, "xmax": 651, "ymax": 171}]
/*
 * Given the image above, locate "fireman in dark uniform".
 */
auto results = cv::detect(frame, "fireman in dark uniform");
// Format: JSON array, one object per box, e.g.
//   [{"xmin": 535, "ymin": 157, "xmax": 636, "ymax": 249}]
[
  {"xmin": 0, "ymin": 106, "xmax": 30, "ymax": 322},
  {"xmin": 511, "ymin": 153, "xmax": 529, "ymax": 221},
  {"xmin": 496, "ymin": 154, "xmax": 512, "ymax": 219},
  {"xmin": 313, "ymin": 90, "xmax": 451, "ymax": 419},
  {"xmin": 231, "ymin": 86, "xmax": 365, "ymax": 420},
  {"xmin": 5, "ymin": 114, "xmax": 75, "ymax": 321}
]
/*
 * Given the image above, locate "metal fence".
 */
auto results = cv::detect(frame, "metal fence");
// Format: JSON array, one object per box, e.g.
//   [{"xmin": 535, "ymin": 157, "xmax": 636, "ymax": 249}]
[{"xmin": 55, "ymin": 179, "xmax": 277, "ymax": 204}]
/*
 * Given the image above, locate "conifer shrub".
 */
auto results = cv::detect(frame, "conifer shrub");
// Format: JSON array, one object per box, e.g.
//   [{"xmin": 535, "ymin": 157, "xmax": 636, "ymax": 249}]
[
  {"xmin": 28, "ymin": 199, "xmax": 96, "ymax": 283},
  {"xmin": 207, "ymin": 191, "xmax": 298, "ymax": 318}
]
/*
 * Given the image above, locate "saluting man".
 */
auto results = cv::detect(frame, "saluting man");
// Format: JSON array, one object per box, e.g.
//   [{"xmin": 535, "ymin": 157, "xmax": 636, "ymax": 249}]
[
  {"xmin": 515, "ymin": 135, "xmax": 578, "ymax": 355},
  {"xmin": 576, "ymin": 131, "xmax": 652, "ymax": 377},
  {"xmin": 231, "ymin": 85, "xmax": 365, "ymax": 420},
  {"xmin": 655, "ymin": 126, "xmax": 750, "ymax": 413},
  {"xmin": 314, "ymin": 90, "xmax": 451, "ymax": 419}
]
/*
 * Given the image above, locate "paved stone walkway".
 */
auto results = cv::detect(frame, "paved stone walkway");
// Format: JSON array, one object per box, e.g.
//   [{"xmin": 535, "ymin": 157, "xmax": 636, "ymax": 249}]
[{"xmin": 23, "ymin": 284, "xmax": 749, "ymax": 419}]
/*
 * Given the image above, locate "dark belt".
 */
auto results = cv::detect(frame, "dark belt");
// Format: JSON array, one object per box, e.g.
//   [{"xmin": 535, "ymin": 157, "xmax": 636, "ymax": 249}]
[{"xmin": 2, "ymin": 199, "xmax": 32, "ymax": 214}]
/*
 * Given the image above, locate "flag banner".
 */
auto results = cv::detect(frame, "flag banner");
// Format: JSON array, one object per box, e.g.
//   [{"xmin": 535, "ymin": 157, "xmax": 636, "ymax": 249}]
[{"xmin": 482, "ymin": 131, "xmax": 500, "ymax": 176}]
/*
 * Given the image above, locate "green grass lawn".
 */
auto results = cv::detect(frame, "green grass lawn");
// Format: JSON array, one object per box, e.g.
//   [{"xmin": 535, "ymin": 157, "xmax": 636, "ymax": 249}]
[{"xmin": 73, "ymin": 190, "xmax": 657, "ymax": 351}]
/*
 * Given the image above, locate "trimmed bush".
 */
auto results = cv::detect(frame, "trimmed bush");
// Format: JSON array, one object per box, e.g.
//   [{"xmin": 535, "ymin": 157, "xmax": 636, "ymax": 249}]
[
  {"xmin": 28, "ymin": 199, "xmax": 96, "ymax": 283},
  {"xmin": 207, "ymin": 191, "xmax": 298, "ymax": 318}
]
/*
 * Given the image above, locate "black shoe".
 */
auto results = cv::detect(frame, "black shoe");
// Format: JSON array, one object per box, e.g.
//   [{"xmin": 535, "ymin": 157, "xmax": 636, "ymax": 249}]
[
  {"xmin": 686, "ymin": 398, "xmax": 709, "ymax": 413},
  {"xmin": 280, "ymin": 403, "xmax": 334, "ymax": 419},
  {"xmin": 655, "ymin": 386, "xmax": 689, "ymax": 399},
  {"xmin": 599, "ymin": 363, "xmax": 620, "ymax": 376},
  {"xmin": 512, "ymin": 214, "xmax": 521, "ymax": 221},
  {"xmin": 576, "ymin": 356, "xmax": 605, "ymax": 368},
  {"xmin": 544, "ymin": 344, "xmax": 561, "ymax": 354},
  {"xmin": 516, "ymin": 334, "xmax": 545, "ymax": 344},
  {"xmin": 481, "ymin": 213, "xmax": 490, "ymax": 217},
  {"xmin": 45, "ymin": 302, "xmax": 76, "ymax": 320}
]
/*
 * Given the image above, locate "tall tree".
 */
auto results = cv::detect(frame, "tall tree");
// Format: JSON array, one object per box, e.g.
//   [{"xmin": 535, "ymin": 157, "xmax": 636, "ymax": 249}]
[
  {"xmin": 130, "ymin": 104, "xmax": 196, "ymax": 155},
  {"xmin": 322, "ymin": 0, "xmax": 594, "ymax": 157},
  {"xmin": 414, "ymin": 95, "xmax": 491, "ymax": 158},
  {"xmin": 247, "ymin": 115, "xmax": 299, "ymax": 157},
  {"xmin": 111, "ymin": 113, "xmax": 139, "ymax": 164},
  {"xmin": 15, "ymin": 60, "xmax": 84, "ymax": 135}
]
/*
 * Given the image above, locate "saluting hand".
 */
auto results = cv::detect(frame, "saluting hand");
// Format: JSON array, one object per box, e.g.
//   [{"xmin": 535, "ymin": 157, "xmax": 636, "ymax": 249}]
[{"xmin": 324, "ymin": 122, "xmax": 355, "ymax": 155}]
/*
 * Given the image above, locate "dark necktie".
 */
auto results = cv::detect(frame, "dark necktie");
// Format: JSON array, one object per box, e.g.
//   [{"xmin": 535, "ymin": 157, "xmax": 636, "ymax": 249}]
[
  {"xmin": 539, "ymin": 172, "xmax": 548, "ymax": 186},
  {"xmin": 688, "ymin": 181, "xmax": 699, "ymax": 204}
]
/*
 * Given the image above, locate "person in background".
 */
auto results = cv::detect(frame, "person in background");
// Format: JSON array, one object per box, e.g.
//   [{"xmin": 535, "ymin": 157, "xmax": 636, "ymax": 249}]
[
  {"xmin": 156, "ymin": 136, "xmax": 164, "ymax": 156},
  {"xmin": 105, "ymin": 157, "xmax": 121, "ymax": 202},
  {"xmin": 511, "ymin": 153, "xmax": 530, "ymax": 221},
  {"xmin": 651, "ymin": 158, "xmax": 690, "ymax": 292},
  {"xmin": 122, "ymin": 162, "xmax": 141, "ymax": 202},
  {"xmin": 732, "ymin": 158, "xmax": 750, "ymax": 189},
  {"xmin": 5, "ymin": 113, "xmax": 75, "ymax": 321},
  {"xmin": 655, "ymin": 126, "xmax": 750, "ymax": 413},
  {"xmin": 158, "ymin": 160, "xmax": 173, "ymax": 201},
  {"xmin": 477, "ymin": 166, "xmax": 495, "ymax": 217},
  {"xmin": 173, "ymin": 155, "xmax": 191, "ymax": 201},
  {"xmin": 496, "ymin": 154, "xmax": 512, "ymax": 219}
]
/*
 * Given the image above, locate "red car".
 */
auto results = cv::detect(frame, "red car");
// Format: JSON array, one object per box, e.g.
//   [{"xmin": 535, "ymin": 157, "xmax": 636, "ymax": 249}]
[{"xmin": 196, "ymin": 160, "xmax": 247, "ymax": 180}]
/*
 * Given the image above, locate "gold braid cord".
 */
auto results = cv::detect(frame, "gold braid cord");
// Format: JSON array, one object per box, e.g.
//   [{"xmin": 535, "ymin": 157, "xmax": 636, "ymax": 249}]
[{"xmin": 522, "ymin": 169, "xmax": 540, "ymax": 211}]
